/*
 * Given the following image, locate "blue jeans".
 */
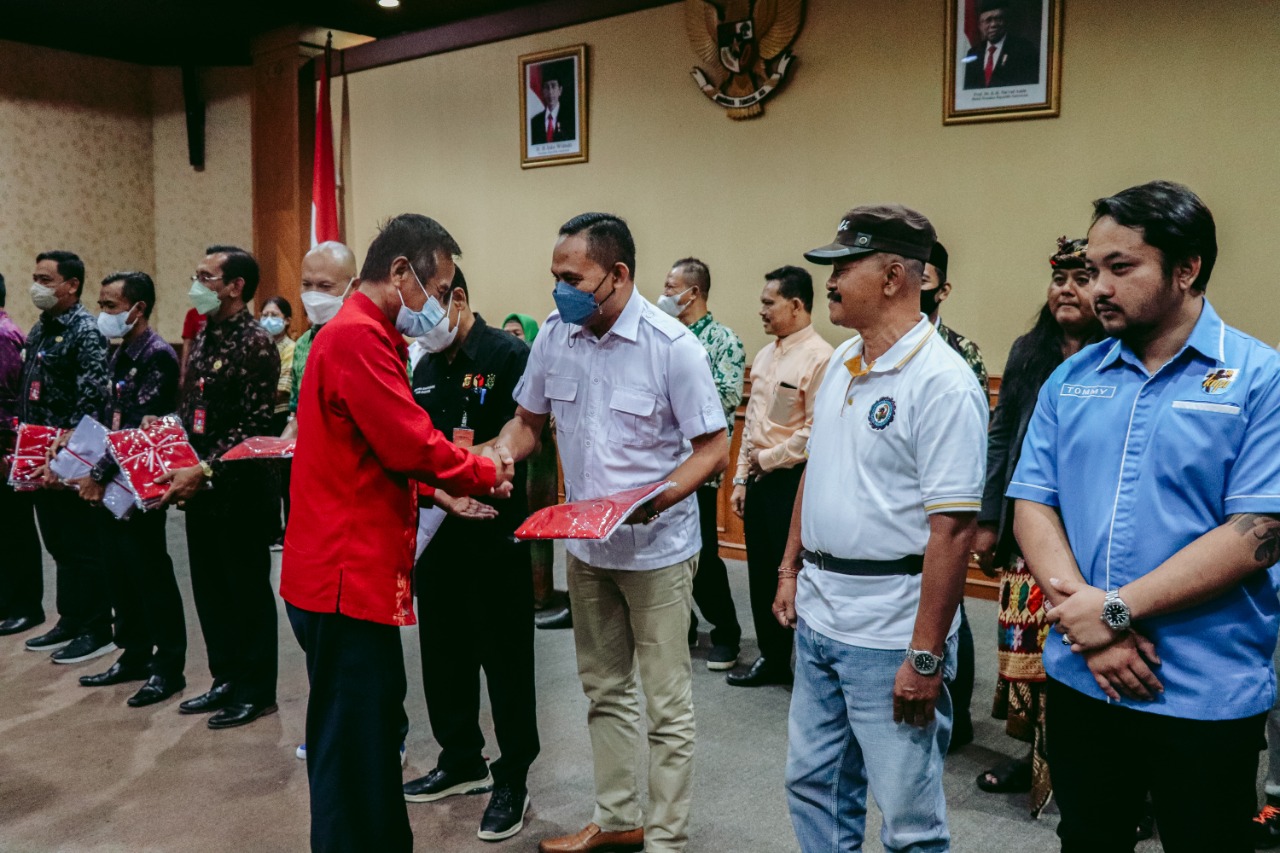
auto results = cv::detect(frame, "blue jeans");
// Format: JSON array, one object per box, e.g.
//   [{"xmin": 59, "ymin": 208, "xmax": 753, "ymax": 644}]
[{"xmin": 786, "ymin": 619, "xmax": 956, "ymax": 853}]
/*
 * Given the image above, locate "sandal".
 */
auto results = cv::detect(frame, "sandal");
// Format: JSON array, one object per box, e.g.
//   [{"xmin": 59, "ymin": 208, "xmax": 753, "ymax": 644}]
[{"xmin": 976, "ymin": 758, "xmax": 1033, "ymax": 793}]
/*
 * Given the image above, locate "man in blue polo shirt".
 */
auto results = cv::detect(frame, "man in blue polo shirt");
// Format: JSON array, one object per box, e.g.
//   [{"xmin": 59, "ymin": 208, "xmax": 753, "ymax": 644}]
[{"xmin": 1009, "ymin": 180, "xmax": 1280, "ymax": 853}]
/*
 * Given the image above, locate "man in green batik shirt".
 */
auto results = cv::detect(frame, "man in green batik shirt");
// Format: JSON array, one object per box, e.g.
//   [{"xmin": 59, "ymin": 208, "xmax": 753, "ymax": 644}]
[{"xmin": 658, "ymin": 258, "xmax": 745, "ymax": 672}]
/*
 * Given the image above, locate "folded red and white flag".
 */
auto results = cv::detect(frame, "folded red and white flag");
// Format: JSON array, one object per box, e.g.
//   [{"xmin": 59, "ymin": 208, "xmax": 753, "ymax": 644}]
[
  {"xmin": 107, "ymin": 416, "xmax": 201, "ymax": 509},
  {"xmin": 514, "ymin": 482, "xmax": 673, "ymax": 542}
]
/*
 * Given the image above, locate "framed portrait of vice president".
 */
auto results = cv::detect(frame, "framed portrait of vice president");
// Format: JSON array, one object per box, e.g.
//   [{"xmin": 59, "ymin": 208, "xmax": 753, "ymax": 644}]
[
  {"xmin": 944, "ymin": 0, "xmax": 1062, "ymax": 125},
  {"xmin": 520, "ymin": 44, "xmax": 588, "ymax": 168}
]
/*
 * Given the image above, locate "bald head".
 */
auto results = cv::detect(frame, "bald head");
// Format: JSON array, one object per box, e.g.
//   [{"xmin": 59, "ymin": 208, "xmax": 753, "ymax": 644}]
[{"xmin": 304, "ymin": 241, "xmax": 357, "ymax": 283}]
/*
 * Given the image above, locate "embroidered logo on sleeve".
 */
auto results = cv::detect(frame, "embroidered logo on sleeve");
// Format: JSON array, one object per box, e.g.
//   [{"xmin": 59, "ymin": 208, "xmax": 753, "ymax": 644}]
[
  {"xmin": 867, "ymin": 396, "xmax": 896, "ymax": 430},
  {"xmin": 1201, "ymin": 368, "xmax": 1238, "ymax": 395},
  {"xmin": 1060, "ymin": 384, "xmax": 1116, "ymax": 399}
]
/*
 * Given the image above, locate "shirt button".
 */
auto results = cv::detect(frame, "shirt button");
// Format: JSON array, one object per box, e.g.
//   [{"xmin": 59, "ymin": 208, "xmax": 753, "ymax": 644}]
[
  {"xmin": 592, "ymin": 377, "xmax": 600, "ymax": 385},
  {"xmin": 584, "ymin": 472, "xmax": 591, "ymax": 480},
  {"xmin": 584, "ymin": 440, "xmax": 592, "ymax": 447}
]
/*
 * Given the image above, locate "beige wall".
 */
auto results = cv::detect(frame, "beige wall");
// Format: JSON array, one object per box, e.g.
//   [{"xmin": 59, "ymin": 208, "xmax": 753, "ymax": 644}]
[
  {"xmin": 0, "ymin": 42, "xmax": 252, "ymax": 342},
  {"xmin": 344, "ymin": 0, "xmax": 1280, "ymax": 371}
]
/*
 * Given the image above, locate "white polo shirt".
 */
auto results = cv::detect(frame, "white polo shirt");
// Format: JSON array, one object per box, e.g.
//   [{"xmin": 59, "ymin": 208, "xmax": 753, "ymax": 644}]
[
  {"xmin": 514, "ymin": 288, "xmax": 727, "ymax": 571},
  {"xmin": 796, "ymin": 315, "xmax": 987, "ymax": 649}
]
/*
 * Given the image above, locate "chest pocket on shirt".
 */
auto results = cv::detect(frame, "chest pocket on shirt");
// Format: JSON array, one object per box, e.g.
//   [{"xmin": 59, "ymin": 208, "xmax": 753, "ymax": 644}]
[
  {"xmin": 608, "ymin": 387, "xmax": 659, "ymax": 447},
  {"xmin": 767, "ymin": 384, "xmax": 801, "ymax": 426},
  {"xmin": 546, "ymin": 375, "xmax": 580, "ymax": 433}
]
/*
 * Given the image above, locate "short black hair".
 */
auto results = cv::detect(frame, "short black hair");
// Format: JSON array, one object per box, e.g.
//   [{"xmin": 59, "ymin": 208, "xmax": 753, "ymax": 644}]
[
  {"xmin": 360, "ymin": 214, "xmax": 461, "ymax": 286},
  {"xmin": 765, "ymin": 265, "xmax": 814, "ymax": 312},
  {"xmin": 205, "ymin": 245, "xmax": 261, "ymax": 301},
  {"xmin": 449, "ymin": 264, "xmax": 469, "ymax": 297},
  {"xmin": 1091, "ymin": 180, "xmax": 1217, "ymax": 292},
  {"xmin": 37, "ymin": 250, "xmax": 85, "ymax": 298},
  {"xmin": 928, "ymin": 242, "xmax": 949, "ymax": 284},
  {"xmin": 0, "ymin": 272, "xmax": 6, "ymax": 307},
  {"xmin": 101, "ymin": 271, "xmax": 156, "ymax": 319},
  {"xmin": 979, "ymin": 0, "xmax": 1011, "ymax": 14},
  {"xmin": 264, "ymin": 296, "xmax": 293, "ymax": 319},
  {"xmin": 672, "ymin": 257, "xmax": 711, "ymax": 297},
  {"xmin": 559, "ymin": 213, "xmax": 637, "ymax": 281}
]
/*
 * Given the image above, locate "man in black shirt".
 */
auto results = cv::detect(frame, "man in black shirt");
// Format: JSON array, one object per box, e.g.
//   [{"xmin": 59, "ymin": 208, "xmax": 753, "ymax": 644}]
[
  {"xmin": 72, "ymin": 272, "xmax": 187, "ymax": 707},
  {"xmin": 401, "ymin": 266, "xmax": 540, "ymax": 843}
]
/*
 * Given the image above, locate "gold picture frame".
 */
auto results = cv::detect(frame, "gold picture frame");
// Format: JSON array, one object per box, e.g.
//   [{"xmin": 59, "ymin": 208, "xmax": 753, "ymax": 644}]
[
  {"xmin": 944, "ymin": 0, "xmax": 1062, "ymax": 125},
  {"xmin": 520, "ymin": 44, "xmax": 589, "ymax": 168}
]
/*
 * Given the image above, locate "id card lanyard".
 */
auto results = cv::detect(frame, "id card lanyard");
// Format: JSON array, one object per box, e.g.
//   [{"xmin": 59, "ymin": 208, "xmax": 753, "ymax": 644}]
[
  {"xmin": 27, "ymin": 352, "xmax": 44, "ymax": 402},
  {"xmin": 193, "ymin": 378, "xmax": 207, "ymax": 434}
]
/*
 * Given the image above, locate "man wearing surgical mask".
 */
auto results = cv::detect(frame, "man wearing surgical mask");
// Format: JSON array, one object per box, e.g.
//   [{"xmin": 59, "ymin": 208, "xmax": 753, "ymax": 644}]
[
  {"xmin": 282, "ymin": 241, "xmax": 358, "ymax": 441},
  {"xmin": 17, "ymin": 250, "xmax": 113, "ymax": 663},
  {"xmin": 403, "ymin": 263, "xmax": 541, "ymax": 842},
  {"xmin": 71, "ymin": 271, "xmax": 187, "ymax": 707},
  {"xmin": 159, "ymin": 245, "xmax": 281, "ymax": 730}
]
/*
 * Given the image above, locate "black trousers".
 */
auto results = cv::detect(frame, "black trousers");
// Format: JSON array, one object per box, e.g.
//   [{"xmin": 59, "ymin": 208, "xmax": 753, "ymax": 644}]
[
  {"xmin": 33, "ymin": 488, "xmax": 111, "ymax": 637},
  {"xmin": 743, "ymin": 465, "xmax": 804, "ymax": 667},
  {"xmin": 288, "ymin": 603, "xmax": 412, "ymax": 853},
  {"xmin": 952, "ymin": 602, "xmax": 975, "ymax": 731},
  {"xmin": 99, "ymin": 507, "xmax": 187, "ymax": 679},
  {"xmin": 184, "ymin": 483, "xmax": 277, "ymax": 704},
  {"xmin": 417, "ymin": 524, "xmax": 539, "ymax": 786},
  {"xmin": 0, "ymin": 480, "xmax": 44, "ymax": 621},
  {"xmin": 689, "ymin": 486, "xmax": 742, "ymax": 647},
  {"xmin": 1047, "ymin": 678, "xmax": 1264, "ymax": 853}
]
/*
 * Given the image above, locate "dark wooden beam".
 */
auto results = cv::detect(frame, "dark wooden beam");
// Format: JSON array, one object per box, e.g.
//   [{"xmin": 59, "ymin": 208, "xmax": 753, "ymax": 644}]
[{"xmin": 317, "ymin": 0, "xmax": 676, "ymax": 78}]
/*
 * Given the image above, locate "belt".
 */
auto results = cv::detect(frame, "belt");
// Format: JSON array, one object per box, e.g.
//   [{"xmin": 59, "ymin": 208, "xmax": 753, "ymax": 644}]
[{"xmin": 801, "ymin": 549, "xmax": 924, "ymax": 577}]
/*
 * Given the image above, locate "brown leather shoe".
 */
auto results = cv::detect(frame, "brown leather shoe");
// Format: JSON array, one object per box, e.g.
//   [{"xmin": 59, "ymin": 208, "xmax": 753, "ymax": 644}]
[{"xmin": 538, "ymin": 823, "xmax": 644, "ymax": 852}]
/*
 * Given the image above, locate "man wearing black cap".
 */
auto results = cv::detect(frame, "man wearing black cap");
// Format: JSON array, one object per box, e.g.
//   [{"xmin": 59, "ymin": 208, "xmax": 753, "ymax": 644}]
[{"xmin": 772, "ymin": 205, "xmax": 987, "ymax": 851}]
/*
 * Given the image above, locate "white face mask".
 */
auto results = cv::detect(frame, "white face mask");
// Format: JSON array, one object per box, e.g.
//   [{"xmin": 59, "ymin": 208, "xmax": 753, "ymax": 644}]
[
  {"xmin": 97, "ymin": 308, "xmax": 136, "ymax": 340},
  {"xmin": 417, "ymin": 292, "xmax": 459, "ymax": 353},
  {"xmin": 656, "ymin": 287, "xmax": 692, "ymax": 318},
  {"xmin": 300, "ymin": 277, "xmax": 354, "ymax": 325},
  {"xmin": 30, "ymin": 282, "xmax": 59, "ymax": 311},
  {"xmin": 394, "ymin": 264, "xmax": 449, "ymax": 339}
]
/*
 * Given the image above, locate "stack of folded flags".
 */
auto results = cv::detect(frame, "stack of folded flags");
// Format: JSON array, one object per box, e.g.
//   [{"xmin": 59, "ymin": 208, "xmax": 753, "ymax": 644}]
[
  {"xmin": 48, "ymin": 416, "xmax": 136, "ymax": 519},
  {"xmin": 6, "ymin": 423, "xmax": 65, "ymax": 491},
  {"xmin": 106, "ymin": 416, "xmax": 201, "ymax": 510}
]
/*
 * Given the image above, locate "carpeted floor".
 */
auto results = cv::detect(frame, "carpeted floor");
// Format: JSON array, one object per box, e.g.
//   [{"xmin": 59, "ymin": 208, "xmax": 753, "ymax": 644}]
[{"xmin": 0, "ymin": 515, "xmax": 1180, "ymax": 852}]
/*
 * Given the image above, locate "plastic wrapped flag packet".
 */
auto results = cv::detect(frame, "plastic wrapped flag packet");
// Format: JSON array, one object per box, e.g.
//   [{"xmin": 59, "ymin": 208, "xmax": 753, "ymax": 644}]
[
  {"xmin": 48, "ymin": 415, "xmax": 137, "ymax": 519},
  {"xmin": 220, "ymin": 436, "xmax": 297, "ymax": 461},
  {"xmin": 514, "ymin": 482, "xmax": 673, "ymax": 542},
  {"xmin": 106, "ymin": 416, "xmax": 202, "ymax": 510},
  {"xmin": 6, "ymin": 423, "xmax": 65, "ymax": 491}
]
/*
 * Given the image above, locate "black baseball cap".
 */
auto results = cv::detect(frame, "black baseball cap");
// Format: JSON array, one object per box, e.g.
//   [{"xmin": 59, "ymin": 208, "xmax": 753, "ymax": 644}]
[{"xmin": 805, "ymin": 204, "xmax": 937, "ymax": 265}]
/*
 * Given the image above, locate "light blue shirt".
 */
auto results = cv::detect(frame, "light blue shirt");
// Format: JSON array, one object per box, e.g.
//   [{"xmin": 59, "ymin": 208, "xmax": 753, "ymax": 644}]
[{"xmin": 1008, "ymin": 299, "xmax": 1280, "ymax": 720}]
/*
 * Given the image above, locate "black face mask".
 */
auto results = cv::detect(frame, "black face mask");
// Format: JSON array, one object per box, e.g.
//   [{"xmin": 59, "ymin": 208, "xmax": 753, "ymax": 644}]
[{"xmin": 920, "ymin": 286, "xmax": 942, "ymax": 317}]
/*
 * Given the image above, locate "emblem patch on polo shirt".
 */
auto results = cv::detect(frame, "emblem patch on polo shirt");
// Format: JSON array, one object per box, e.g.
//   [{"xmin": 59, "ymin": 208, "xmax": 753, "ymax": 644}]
[
  {"xmin": 868, "ymin": 396, "xmax": 896, "ymax": 430},
  {"xmin": 1202, "ymin": 368, "xmax": 1238, "ymax": 395}
]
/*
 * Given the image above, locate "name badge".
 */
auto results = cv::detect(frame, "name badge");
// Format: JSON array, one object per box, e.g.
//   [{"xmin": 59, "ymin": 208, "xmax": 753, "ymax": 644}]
[
  {"xmin": 193, "ymin": 408, "xmax": 206, "ymax": 435},
  {"xmin": 1060, "ymin": 384, "xmax": 1116, "ymax": 399},
  {"xmin": 111, "ymin": 410, "xmax": 122, "ymax": 431},
  {"xmin": 28, "ymin": 381, "xmax": 41, "ymax": 402},
  {"xmin": 452, "ymin": 428, "xmax": 474, "ymax": 449}
]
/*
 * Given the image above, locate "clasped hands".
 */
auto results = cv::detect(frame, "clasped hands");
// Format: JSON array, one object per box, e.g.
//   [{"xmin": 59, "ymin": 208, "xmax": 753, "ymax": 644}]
[
  {"xmin": 1046, "ymin": 577, "xmax": 1163, "ymax": 702},
  {"xmin": 475, "ymin": 444, "xmax": 515, "ymax": 499}
]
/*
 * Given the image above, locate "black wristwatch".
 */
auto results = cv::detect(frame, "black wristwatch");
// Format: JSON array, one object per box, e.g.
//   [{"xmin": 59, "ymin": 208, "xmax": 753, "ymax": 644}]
[{"xmin": 1100, "ymin": 589, "xmax": 1131, "ymax": 632}]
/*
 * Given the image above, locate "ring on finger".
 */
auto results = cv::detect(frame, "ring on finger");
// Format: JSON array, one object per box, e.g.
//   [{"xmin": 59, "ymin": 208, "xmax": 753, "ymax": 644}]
[{"xmin": 1062, "ymin": 635, "xmax": 1072, "ymax": 646}]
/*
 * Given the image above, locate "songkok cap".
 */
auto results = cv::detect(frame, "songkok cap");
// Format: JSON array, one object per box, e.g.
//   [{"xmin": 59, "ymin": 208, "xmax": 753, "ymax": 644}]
[{"xmin": 805, "ymin": 204, "xmax": 937, "ymax": 265}]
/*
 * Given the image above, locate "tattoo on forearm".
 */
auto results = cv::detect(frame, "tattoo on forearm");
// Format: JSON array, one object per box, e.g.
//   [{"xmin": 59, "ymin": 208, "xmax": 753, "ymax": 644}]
[{"xmin": 1230, "ymin": 514, "xmax": 1280, "ymax": 566}]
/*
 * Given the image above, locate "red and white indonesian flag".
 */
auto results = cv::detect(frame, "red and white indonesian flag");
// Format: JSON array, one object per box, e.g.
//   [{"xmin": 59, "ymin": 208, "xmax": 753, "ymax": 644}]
[{"xmin": 310, "ymin": 55, "xmax": 339, "ymax": 247}]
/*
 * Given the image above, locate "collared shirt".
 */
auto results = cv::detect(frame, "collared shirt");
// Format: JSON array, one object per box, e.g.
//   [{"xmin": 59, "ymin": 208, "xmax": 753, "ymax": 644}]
[
  {"xmin": 1008, "ymin": 299, "xmax": 1280, "ymax": 720},
  {"xmin": 0, "ymin": 310, "xmax": 25, "ymax": 439},
  {"xmin": 735, "ymin": 323, "xmax": 833, "ymax": 481},
  {"xmin": 796, "ymin": 315, "xmax": 988, "ymax": 649},
  {"xmin": 91, "ymin": 327, "xmax": 180, "ymax": 483},
  {"xmin": 18, "ymin": 303, "xmax": 109, "ymax": 429},
  {"xmin": 274, "ymin": 336, "xmax": 295, "ymax": 415},
  {"xmin": 514, "ymin": 289, "xmax": 727, "ymax": 571},
  {"xmin": 688, "ymin": 311, "xmax": 745, "ymax": 488},
  {"xmin": 176, "ymin": 307, "xmax": 279, "ymax": 480},
  {"xmin": 412, "ymin": 314, "xmax": 530, "ymax": 537},
  {"xmin": 289, "ymin": 326, "xmax": 318, "ymax": 414},
  {"xmin": 936, "ymin": 319, "xmax": 989, "ymax": 396},
  {"xmin": 281, "ymin": 292, "xmax": 497, "ymax": 626}
]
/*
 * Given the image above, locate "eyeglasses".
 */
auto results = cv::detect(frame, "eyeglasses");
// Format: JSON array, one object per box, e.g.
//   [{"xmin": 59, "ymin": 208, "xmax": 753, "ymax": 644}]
[{"xmin": 191, "ymin": 274, "xmax": 223, "ymax": 285}]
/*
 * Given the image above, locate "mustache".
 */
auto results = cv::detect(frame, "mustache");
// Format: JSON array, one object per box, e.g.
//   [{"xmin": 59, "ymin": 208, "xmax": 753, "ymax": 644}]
[
  {"xmin": 1095, "ymin": 299, "xmax": 1120, "ymax": 312},
  {"xmin": 827, "ymin": 289, "xmax": 843, "ymax": 303}
]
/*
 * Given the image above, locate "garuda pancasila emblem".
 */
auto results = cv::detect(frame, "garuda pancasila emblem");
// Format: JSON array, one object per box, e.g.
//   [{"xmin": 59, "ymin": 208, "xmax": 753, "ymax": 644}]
[{"xmin": 685, "ymin": 0, "xmax": 803, "ymax": 119}]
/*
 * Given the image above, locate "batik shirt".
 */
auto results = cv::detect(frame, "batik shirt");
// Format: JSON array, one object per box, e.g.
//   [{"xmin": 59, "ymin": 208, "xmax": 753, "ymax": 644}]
[
  {"xmin": 0, "ymin": 310, "xmax": 25, "ymax": 442},
  {"xmin": 91, "ymin": 327, "xmax": 180, "ymax": 483},
  {"xmin": 937, "ymin": 320, "xmax": 989, "ymax": 397},
  {"xmin": 18, "ymin": 303, "xmax": 109, "ymax": 429},
  {"xmin": 289, "ymin": 326, "xmax": 317, "ymax": 414},
  {"xmin": 689, "ymin": 311, "xmax": 745, "ymax": 488},
  {"xmin": 177, "ymin": 307, "xmax": 279, "ymax": 481}
]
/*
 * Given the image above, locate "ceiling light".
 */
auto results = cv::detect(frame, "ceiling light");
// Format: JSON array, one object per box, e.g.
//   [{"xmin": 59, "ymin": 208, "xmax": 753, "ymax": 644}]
[{"xmin": 378, "ymin": 0, "xmax": 400, "ymax": 7}]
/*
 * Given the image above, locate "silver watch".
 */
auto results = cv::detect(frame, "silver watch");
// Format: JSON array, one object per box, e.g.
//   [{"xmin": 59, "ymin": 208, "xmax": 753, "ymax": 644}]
[
  {"xmin": 732, "ymin": 477, "xmax": 748, "ymax": 486},
  {"xmin": 905, "ymin": 647, "xmax": 942, "ymax": 677},
  {"xmin": 1101, "ymin": 589, "xmax": 1131, "ymax": 632}
]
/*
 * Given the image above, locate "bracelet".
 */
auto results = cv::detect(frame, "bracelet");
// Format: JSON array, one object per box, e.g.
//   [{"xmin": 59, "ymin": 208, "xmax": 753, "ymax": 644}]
[{"xmin": 778, "ymin": 566, "xmax": 801, "ymax": 579}]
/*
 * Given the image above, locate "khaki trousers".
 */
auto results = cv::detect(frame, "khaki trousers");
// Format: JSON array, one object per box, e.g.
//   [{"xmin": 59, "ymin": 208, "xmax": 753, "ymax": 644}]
[{"xmin": 567, "ymin": 553, "xmax": 698, "ymax": 853}]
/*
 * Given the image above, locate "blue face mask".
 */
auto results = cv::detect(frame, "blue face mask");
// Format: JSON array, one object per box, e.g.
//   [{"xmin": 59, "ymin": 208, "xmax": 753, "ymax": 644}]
[
  {"xmin": 552, "ymin": 274, "xmax": 612, "ymax": 326},
  {"xmin": 260, "ymin": 316, "xmax": 286, "ymax": 337},
  {"xmin": 394, "ymin": 263, "xmax": 448, "ymax": 338}
]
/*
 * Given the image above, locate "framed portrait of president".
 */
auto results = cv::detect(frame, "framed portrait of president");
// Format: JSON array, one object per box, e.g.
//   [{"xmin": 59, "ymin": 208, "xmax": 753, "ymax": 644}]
[
  {"xmin": 520, "ymin": 44, "xmax": 588, "ymax": 168},
  {"xmin": 944, "ymin": 0, "xmax": 1062, "ymax": 125}
]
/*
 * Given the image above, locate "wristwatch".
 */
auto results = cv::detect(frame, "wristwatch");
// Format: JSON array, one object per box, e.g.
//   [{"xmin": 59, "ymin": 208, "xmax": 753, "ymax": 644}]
[
  {"xmin": 905, "ymin": 647, "xmax": 942, "ymax": 677},
  {"xmin": 199, "ymin": 460, "xmax": 214, "ymax": 481},
  {"xmin": 732, "ymin": 477, "xmax": 748, "ymax": 486},
  {"xmin": 1100, "ymin": 589, "xmax": 1131, "ymax": 632}
]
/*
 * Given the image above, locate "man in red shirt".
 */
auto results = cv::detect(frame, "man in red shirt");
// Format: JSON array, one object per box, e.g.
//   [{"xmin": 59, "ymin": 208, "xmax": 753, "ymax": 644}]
[{"xmin": 280, "ymin": 214, "xmax": 513, "ymax": 853}]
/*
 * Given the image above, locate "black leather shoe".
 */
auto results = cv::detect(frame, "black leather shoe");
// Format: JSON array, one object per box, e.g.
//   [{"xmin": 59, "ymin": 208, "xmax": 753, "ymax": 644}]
[
  {"xmin": 534, "ymin": 606, "xmax": 572, "ymax": 631},
  {"xmin": 128, "ymin": 675, "xmax": 186, "ymax": 707},
  {"xmin": 178, "ymin": 681, "xmax": 234, "ymax": 714},
  {"xmin": 80, "ymin": 661, "xmax": 149, "ymax": 687},
  {"xmin": 404, "ymin": 766, "xmax": 494, "ymax": 802},
  {"xmin": 24, "ymin": 623, "xmax": 75, "ymax": 652},
  {"xmin": 0, "ymin": 615, "xmax": 44, "ymax": 636},
  {"xmin": 478, "ymin": 781, "xmax": 530, "ymax": 841},
  {"xmin": 726, "ymin": 657, "xmax": 793, "ymax": 687},
  {"xmin": 207, "ymin": 701, "xmax": 278, "ymax": 729}
]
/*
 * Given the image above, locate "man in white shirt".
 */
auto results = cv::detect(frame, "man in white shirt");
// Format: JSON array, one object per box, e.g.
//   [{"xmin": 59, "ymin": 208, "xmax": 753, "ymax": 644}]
[
  {"xmin": 773, "ymin": 205, "xmax": 987, "ymax": 852},
  {"xmin": 495, "ymin": 213, "xmax": 728, "ymax": 853}
]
